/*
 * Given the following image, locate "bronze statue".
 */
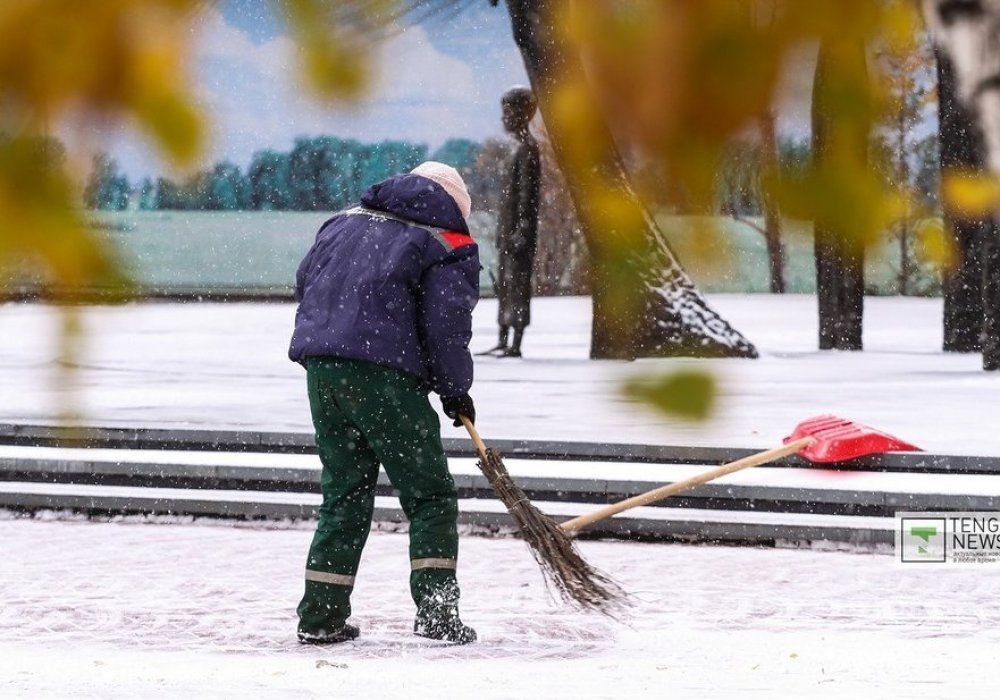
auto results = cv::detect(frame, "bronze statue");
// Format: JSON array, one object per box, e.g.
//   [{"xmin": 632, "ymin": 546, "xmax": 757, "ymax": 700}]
[{"xmin": 481, "ymin": 86, "xmax": 541, "ymax": 358}]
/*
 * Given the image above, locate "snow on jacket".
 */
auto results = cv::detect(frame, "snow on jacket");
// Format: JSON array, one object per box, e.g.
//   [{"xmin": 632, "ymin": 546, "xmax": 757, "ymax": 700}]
[{"xmin": 288, "ymin": 173, "xmax": 479, "ymax": 396}]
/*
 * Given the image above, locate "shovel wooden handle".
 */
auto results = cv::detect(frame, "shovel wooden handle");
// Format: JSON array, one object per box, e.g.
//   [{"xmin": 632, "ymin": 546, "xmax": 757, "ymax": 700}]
[{"xmin": 559, "ymin": 436, "xmax": 815, "ymax": 533}]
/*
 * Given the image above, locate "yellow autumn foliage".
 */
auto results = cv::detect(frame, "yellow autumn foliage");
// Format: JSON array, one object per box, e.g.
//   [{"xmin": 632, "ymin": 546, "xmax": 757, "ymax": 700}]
[
  {"xmin": 0, "ymin": 0, "xmax": 388, "ymax": 303},
  {"xmin": 0, "ymin": 0, "xmax": 975, "ymax": 421},
  {"xmin": 560, "ymin": 0, "xmax": 926, "ymax": 241},
  {"xmin": 942, "ymin": 172, "xmax": 1000, "ymax": 218}
]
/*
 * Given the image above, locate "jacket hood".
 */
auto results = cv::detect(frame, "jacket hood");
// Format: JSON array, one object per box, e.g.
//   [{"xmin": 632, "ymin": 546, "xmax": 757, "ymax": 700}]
[{"xmin": 361, "ymin": 174, "xmax": 470, "ymax": 234}]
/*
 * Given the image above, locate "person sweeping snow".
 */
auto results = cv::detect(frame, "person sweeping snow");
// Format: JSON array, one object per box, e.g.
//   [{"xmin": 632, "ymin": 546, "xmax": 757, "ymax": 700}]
[{"xmin": 288, "ymin": 161, "xmax": 479, "ymax": 645}]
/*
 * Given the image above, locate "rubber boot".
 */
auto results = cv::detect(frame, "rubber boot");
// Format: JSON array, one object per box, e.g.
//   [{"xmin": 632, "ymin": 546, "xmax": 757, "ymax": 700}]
[
  {"xmin": 297, "ymin": 622, "xmax": 361, "ymax": 645},
  {"xmin": 414, "ymin": 605, "xmax": 477, "ymax": 644},
  {"xmin": 412, "ymin": 569, "xmax": 476, "ymax": 644}
]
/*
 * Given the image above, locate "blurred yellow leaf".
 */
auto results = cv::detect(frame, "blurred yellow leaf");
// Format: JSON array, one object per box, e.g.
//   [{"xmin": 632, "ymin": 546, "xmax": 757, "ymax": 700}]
[
  {"xmin": 0, "ymin": 136, "xmax": 129, "ymax": 297},
  {"xmin": 0, "ymin": 0, "xmax": 394, "ymax": 421},
  {"xmin": 624, "ymin": 370, "xmax": 717, "ymax": 421},
  {"xmin": 134, "ymin": 92, "xmax": 204, "ymax": 166},
  {"xmin": 658, "ymin": 216, "xmax": 731, "ymax": 283},
  {"xmin": 881, "ymin": 0, "xmax": 924, "ymax": 54},
  {"xmin": 0, "ymin": 0, "xmax": 205, "ymax": 165},
  {"xmin": 550, "ymin": 82, "xmax": 608, "ymax": 175},
  {"xmin": 0, "ymin": 0, "xmax": 396, "ymax": 306},
  {"xmin": 917, "ymin": 218, "xmax": 956, "ymax": 271},
  {"xmin": 942, "ymin": 172, "xmax": 1000, "ymax": 217},
  {"xmin": 280, "ymin": 0, "xmax": 393, "ymax": 100},
  {"xmin": 778, "ymin": 165, "xmax": 905, "ymax": 251}
]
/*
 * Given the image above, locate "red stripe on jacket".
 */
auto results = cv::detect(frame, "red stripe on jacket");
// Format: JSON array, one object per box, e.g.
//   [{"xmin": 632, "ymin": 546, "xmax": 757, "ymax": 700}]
[{"xmin": 441, "ymin": 231, "xmax": 475, "ymax": 250}]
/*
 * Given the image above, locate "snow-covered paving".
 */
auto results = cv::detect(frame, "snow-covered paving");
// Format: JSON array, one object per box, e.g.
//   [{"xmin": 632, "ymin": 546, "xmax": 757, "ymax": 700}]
[
  {"xmin": 2, "ymin": 294, "xmax": 1000, "ymax": 697},
  {"xmin": 1, "ymin": 517, "xmax": 998, "ymax": 699},
  {"xmin": 1, "ymin": 294, "xmax": 998, "ymax": 455}
]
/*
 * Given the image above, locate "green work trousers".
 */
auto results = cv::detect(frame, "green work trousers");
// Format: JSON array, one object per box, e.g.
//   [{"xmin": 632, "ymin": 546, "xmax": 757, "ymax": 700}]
[{"xmin": 297, "ymin": 357, "xmax": 461, "ymax": 634}]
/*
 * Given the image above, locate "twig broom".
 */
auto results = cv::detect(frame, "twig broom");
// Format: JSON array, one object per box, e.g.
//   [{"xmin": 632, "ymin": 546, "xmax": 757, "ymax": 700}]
[{"xmin": 460, "ymin": 416, "xmax": 628, "ymax": 613}]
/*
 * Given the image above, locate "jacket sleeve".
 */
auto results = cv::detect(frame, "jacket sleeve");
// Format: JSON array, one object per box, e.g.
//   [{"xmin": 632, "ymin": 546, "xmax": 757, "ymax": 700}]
[
  {"xmin": 417, "ymin": 243, "xmax": 480, "ymax": 396},
  {"xmin": 294, "ymin": 247, "xmax": 311, "ymax": 302}
]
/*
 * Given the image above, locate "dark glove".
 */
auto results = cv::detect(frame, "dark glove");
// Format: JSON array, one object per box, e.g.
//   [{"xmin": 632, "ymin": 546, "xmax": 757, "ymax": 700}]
[{"xmin": 441, "ymin": 393, "xmax": 475, "ymax": 427}]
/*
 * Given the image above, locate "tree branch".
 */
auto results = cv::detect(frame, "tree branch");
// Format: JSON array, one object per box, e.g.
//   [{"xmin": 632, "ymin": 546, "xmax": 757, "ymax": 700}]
[{"xmin": 728, "ymin": 212, "xmax": 769, "ymax": 238}]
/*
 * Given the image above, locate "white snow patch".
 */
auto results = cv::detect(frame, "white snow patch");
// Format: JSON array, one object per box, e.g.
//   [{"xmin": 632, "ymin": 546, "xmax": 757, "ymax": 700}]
[
  {"xmin": 0, "ymin": 519, "xmax": 997, "ymax": 698},
  {"xmin": 0, "ymin": 294, "xmax": 995, "ymax": 455},
  {"xmin": 1, "ymin": 295, "xmax": 998, "ymax": 696}
]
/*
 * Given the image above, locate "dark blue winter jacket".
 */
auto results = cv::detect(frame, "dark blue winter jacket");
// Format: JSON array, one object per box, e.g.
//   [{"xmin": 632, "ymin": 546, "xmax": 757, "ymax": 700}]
[{"xmin": 289, "ymin": 173, "xmax": 479, "ymax": 396}]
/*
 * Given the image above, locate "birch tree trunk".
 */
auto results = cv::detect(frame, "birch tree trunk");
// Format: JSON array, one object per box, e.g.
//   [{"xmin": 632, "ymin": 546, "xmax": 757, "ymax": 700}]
[
  {"xmin": 936, "ymin": 48, "xmax": 987, "ymax": 352},
  {"xmin": 924, "ymin": 0, "xmax": 1000, "ymax": 370},
  {"xmin": 499, "ymin": 0, "xmax": 758, "ymax": 359}
]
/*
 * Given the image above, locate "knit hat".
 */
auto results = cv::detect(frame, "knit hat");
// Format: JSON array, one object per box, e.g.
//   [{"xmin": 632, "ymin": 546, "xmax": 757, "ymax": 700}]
[{"xmin": 410, "ymin": 161, "xmax": 472, "ymax": 219}]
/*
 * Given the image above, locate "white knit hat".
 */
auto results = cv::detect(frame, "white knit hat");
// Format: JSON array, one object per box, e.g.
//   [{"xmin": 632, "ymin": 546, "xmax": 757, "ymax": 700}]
[{"xmin": 410, "ymin": 161, "xmax": 472, "ymax": 219}]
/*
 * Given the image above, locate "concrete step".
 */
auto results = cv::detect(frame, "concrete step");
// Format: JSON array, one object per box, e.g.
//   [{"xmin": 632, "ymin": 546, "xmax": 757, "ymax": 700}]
[
  {"xmin": 3, "ymin": 423, "xmax": 999, "ymax": 475},
  {"xmin": 0, "ymin": 480, "xmax": 896, "ymax": 546}
]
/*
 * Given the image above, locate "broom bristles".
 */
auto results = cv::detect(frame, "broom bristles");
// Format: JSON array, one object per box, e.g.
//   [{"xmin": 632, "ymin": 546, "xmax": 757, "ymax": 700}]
[{"xmin": 478, "ymin": 447, "xmax": 628, "ymax": 613}]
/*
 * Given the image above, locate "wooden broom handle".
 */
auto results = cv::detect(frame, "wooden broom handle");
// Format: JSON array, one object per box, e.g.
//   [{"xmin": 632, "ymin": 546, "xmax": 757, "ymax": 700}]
[
  {"xmin": 559, "ymin": 436, "xmax": 815, "ymax": 533},
  {"xmin": 460, "ymin": 415, "xmax": 488, "ymax": 460}
]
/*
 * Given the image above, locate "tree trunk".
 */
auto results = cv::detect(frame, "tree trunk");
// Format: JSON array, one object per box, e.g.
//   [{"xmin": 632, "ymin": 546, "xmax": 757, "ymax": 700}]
[
  {"xmin": 896, "ymin": 104, "xmax": 913, "ymax": 296},
  {"xmin": 500, "ymin": 0, "xmax": 757, "ymax": 359},
  {"xmin": 759, "ymin": 110, "xmax": 786, "ymax": 294},
  {"xmin": 936, "ymin": 48, "xmax": 986, "ymax": 353},
  {"xmin": 925, "ymin": 0, "xmax": 1000, "ymax": 369},
  {"xmin": 811, "ymin": 41, "xmax": 866, "ymax": 351}
]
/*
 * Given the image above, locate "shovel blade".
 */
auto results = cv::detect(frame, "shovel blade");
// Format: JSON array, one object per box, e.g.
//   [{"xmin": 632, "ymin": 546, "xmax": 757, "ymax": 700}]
[{"xmin": 783, "ymin": 415, "xmax": 921, "ymax": 463}]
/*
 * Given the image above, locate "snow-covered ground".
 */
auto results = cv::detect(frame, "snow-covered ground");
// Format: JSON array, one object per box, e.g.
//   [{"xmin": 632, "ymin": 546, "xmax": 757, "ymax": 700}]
[
  {"xmin": 0, "ymin": 294, "xmax": 997, "ymax": 455},
  {"xmin": 2, "ymin": 294, "xmax": 999, "ymax": 697},
  {"xmin": 2, "ymin": 517, "xmax": 998, "ymax": 699}
]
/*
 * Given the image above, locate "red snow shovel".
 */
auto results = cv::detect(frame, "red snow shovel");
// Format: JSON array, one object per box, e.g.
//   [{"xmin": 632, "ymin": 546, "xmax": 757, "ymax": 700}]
[{"xmin": 559, "ymin": 415, "xmax": 920, "ymax": 533}]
